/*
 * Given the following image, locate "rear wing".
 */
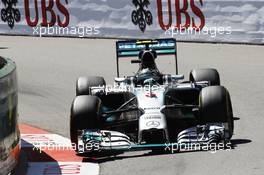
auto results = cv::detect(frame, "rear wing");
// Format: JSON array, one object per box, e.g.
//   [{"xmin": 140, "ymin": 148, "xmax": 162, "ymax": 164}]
[{"xmin": 115, "ymin": 38, "xmax": 178, "ymax": 77}]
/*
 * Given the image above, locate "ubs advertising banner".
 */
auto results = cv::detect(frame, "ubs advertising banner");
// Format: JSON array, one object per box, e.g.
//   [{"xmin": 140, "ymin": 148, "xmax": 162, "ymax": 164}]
[{"xmin": 0, "ymin": 0, "xmax": 264, "ymax": 44}]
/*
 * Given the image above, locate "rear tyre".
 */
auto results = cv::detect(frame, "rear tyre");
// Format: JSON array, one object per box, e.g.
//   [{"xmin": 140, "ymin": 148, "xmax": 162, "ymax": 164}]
[
  {"xmin": 190, "ymin": 68, "xmax": 220, "ymax": 86},
  {"xmin": 199, "ymin": 86, "xmax": 234, "ymax": 139},
  {"xmin": 76, "ymin": 76, "xmax": 105, "ymax": 96},
  {"xmin": 70, "ymin": 95, "xmax": 101, "ymax": 152}
]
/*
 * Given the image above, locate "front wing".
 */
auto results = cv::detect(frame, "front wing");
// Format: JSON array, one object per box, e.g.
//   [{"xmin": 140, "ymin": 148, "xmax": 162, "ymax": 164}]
[{"xmin": 76, "ymin": 123, "xmax": 230, "ymax": 154}]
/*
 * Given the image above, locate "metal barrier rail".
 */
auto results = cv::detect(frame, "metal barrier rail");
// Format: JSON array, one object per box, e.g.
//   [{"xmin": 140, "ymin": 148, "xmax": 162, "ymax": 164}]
[{"xmin": 0, "ymin": 56, "xmax": 19, "ymax": 175}]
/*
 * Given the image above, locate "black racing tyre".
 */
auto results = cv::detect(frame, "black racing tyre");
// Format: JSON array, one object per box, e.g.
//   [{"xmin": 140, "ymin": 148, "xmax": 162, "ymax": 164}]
[
  {"xmin": 76, "ymin": 76, "xmax": 105, "ymax": 96},
  {"xmin": 199, "ymin": 86, "xmax": 234, "ymax": 139},
  {"xmin": 70, "ymin": 95, "xmax": 102, "ymax": 152},
  {"xmin": 190, "ymin": 68, "xmax": 220, "ymax": 86}
]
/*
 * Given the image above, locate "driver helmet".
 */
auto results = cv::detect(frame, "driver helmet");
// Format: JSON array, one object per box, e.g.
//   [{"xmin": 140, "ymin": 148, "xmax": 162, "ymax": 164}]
[
  {"xmin": 136, "ymin": 50, "xmax": 162, "ymax": 84},
  {"xmin": 139, "ymin": 50, "xmax": 157, "ymax": 70}
]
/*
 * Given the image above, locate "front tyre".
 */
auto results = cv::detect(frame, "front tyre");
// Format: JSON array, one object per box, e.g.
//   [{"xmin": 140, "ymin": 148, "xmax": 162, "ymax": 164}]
[
  {"xmin": 190, "ymin": 68, "xmax": 220, "ymax": 86},
  {"xmin": 76, "ymin": 76, "xmax": 105, "ymax": 96},
  {"xmin": 70, "ymin": 95, "xmax": 101, "ymax": 152},
  {"xmin": 199, "ymin": 86, "xmax": 234, "ymax": 139}
]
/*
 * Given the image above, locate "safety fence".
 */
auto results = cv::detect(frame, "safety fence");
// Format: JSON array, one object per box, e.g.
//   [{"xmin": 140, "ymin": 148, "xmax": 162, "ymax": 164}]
[{"xmin": 0, "ymin": 56, "xmax": 19, "ymax": 175}]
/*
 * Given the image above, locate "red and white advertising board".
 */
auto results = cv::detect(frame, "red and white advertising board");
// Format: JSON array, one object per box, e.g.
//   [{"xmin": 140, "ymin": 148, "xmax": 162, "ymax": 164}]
[{"xmin": 0, "ymin": 0, "xmax": 263, "ymax": 44}]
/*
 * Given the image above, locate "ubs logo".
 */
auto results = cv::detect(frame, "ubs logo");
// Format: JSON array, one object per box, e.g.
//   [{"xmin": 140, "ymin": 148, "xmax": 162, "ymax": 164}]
[
  {"xmin": 1, "ymin": 0, "xmax": 21, "ymax": 29},
  {"xmin": 131, "ymin": 0, "xmax": 153, "ymax": 32}
]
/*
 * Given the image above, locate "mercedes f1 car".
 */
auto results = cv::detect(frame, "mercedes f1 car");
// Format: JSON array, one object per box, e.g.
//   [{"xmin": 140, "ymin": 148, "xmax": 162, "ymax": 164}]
[{"xmin": 70, "ymin": 38, "xmax": 234, "ymax": 155}]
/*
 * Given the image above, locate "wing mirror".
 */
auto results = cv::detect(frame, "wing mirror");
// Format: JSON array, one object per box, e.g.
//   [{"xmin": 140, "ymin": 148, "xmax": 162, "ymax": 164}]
[
  {"xmin": 171, "ymin": 74, "xmax": 184, "ymax": 80},
  {"xmin": 114, "ymin": 77, "xmax": 126, "ymax": 83},
  {"xmin": 131, "ymin": 59, "xmax": 141, "ymax": 64},
  {"xmin": 163, "ymin": 74, "xmax": 184, "ymax": 84}
]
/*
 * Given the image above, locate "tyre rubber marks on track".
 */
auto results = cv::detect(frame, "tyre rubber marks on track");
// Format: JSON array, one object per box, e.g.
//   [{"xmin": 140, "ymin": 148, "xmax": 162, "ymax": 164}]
[{"xmin": 19, "ymin": 124, "xmax": 99, "ymax": 175}]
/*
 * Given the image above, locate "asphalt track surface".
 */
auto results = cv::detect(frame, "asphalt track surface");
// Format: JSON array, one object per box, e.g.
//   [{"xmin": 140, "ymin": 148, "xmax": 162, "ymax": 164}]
[{"xmin": 0, "ymin": 36, "xmax": 264, "ymax": 175}]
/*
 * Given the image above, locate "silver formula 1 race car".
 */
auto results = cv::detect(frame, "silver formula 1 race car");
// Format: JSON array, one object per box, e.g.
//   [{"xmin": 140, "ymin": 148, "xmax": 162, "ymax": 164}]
[{"xmin": 70, "ymin": 38, "xmax": 234, "ymax": 155}]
